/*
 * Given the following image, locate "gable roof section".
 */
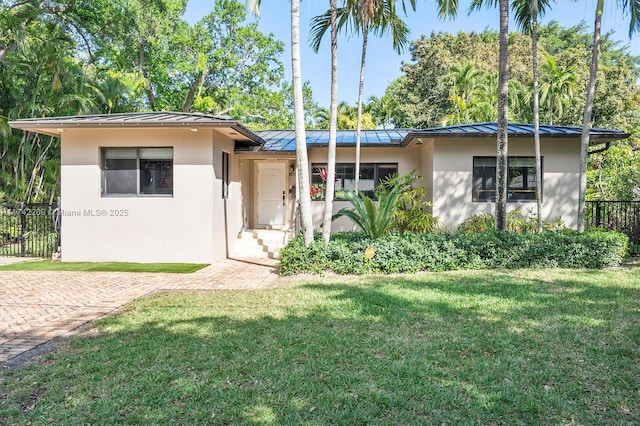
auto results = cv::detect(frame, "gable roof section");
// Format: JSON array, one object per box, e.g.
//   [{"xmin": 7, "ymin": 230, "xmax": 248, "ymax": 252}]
[
  {"xmin": 256, "ymin": 129, "xmax": 411, "ymax": 151},
  {"xmin": 407, "ymin": 122, "xmax": 630, "ymax": 144},
  {"xmin": 9, "ymin": 112, "xmax": 265, "ymax": 146}
]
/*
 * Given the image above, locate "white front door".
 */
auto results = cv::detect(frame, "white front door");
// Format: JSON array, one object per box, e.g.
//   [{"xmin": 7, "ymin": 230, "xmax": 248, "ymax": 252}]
[{"xmin": 257, "ymin": 162, "xmax": 286, "ymax": 227}]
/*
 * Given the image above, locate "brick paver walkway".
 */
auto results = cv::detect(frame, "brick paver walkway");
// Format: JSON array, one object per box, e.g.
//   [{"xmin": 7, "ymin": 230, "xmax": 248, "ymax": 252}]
[{"xmin": 0, "ymin": 258, "xmax": 279, "ymax": 366}]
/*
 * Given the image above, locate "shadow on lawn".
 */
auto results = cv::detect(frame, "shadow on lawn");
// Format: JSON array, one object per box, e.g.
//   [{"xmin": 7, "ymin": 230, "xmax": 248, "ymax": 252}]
[{"xmin": 1, "ymin": 274, "xmax": 639, "ymax": 425}]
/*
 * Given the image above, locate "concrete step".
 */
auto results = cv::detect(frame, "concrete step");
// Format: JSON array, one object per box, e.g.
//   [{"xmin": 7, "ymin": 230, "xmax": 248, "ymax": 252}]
[{"xmin": 231, "ymin": 230, "xmax": 292, "ymax": 259}]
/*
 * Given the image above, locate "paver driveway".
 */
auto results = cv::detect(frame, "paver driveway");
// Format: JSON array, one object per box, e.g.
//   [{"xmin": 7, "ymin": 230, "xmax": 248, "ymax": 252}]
[{"xmin": 0, "ymin": 258, "xmax": 279, "ymax": 367}]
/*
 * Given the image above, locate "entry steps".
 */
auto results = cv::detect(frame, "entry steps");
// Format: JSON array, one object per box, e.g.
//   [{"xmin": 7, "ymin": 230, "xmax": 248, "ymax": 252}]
[{"xmin": 231, "ymin": 229, "xmax": 293, "ymax": 259}]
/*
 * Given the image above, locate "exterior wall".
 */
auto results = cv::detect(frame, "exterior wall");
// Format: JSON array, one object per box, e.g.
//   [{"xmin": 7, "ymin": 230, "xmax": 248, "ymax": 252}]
[
  {"xmin": 214, "ymin": 137, "xmax": 241, "ymax": 261},
  {"xmin": 60, "ymin": 128, "xmax": 234, "ymax": 263},
  {"xmin": 421, "ymin": 140, "xmax": 434, "ymax": 207},
  {"xmin": 235, "ymin": 155, "xmax": 296, "ymax": 232},
  {"xmin": 307, "ymin": 146, "xmax": 423, "ymax": 231},
  {"xmin": 431, "ymin": 137, "xmax": 580, "ymax": 229}
]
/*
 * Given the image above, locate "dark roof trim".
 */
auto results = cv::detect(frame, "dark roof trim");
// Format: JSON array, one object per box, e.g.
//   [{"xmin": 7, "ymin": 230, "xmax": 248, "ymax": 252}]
[
  {"xmin": 9, "ymin": 112, "xmax": 265, "ymax": 145},
  {"xmin": 406, "ymin": 122, "xmax": 630, "ymax": 145}
]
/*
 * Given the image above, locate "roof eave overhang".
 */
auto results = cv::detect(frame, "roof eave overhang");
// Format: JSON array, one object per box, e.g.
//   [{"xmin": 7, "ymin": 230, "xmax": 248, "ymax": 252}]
[
  {"xmin": 8, "ymin": 120, "xmax": 265, "ymax": 146},
  {"xmin": 403, "ymin": 132, "xmax": 631, "ymax": 145}
]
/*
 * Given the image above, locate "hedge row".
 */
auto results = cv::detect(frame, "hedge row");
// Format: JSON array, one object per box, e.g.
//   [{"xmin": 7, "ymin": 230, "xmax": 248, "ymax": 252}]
[{"xmin": 279, "ymin": 229, "xmax": 629, "ymax": 275}]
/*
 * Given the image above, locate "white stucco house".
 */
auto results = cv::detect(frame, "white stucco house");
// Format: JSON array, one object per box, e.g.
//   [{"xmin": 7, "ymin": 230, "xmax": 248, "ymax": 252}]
[{"xmin": 9, "ymin": 112, "xmax": 629, "ymax": 263}]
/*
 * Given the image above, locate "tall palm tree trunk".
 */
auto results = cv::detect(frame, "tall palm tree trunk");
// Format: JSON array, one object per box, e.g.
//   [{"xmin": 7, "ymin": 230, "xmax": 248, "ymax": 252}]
[
  {"xmin": 531, "ymin": 0, "xmax": 542, "ymax": 232},
  {"xmin": 291, "ymin": 0, "xmax": 314, "ymax": 245},
  {"xmin": 354, "ymin": 26, "xmax": 369, "ymax": 193},
  {"xmin": 322, "ymin": 0, "xmax": 339, "ymax": 245},
  {"xmin": 578, "ymin": 0, "xmax": 603, "ymax": 232},
  {"xmin": 495, "ymin": 0, "xmax": 509, "ymax": 231}
]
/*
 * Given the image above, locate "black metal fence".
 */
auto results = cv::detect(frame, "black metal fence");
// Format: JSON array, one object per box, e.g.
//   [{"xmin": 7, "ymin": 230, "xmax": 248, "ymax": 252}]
[
  {"xmin": 585, "ymin": 201, "xmax": 640, "ymax": 255},
  {"xmin": 0, "ymin": 203, "xmax": 60, "ymax": 258}
]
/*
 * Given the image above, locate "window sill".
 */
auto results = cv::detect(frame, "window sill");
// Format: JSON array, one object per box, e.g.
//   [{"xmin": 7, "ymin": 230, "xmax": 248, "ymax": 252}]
[{"xmin": 101, "ymin": 194, "xmax": 174, "ymax": 198}]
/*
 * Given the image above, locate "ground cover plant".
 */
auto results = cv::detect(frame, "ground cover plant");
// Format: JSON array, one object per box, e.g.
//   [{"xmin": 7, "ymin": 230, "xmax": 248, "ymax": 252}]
[
  {"xmin": 0, "ymin": 261, "xmax": 208, "ymax": 273},
  {"xmin": 280, "ymin": 229, "xmax": 629, "ymax": 275},
  {"xmin": 1, "ymin": 268, "xmax": 638, "ymax": 424}
]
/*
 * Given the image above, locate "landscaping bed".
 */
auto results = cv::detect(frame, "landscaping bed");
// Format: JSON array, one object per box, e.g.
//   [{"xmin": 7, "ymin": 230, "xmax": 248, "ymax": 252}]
[{"xmin": 280, "ymin": 229, "xmax": 629, "ymax": 275}]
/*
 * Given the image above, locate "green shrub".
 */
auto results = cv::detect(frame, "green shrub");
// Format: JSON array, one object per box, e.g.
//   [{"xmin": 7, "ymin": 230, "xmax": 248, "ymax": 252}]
[
  {"xmin": 388, "ymin": 172, "xmax": 438, "ymax": 233},
  {"xmin": 279, "ymin": 229, "xmax": 629, "ymax": 275},
  {"xmin": 456, "ymin": 208, "xmax": 565, "ymax": 234}
]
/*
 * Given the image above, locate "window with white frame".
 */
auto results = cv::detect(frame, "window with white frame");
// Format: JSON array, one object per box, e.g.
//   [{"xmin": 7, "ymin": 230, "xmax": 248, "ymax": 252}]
[
  {"xmin": 102, "ymin": 147, "xmax": 173, "ymax": 196},
  {"xmin": 472, "ymin": 156, "xmax": 541, "ymax": 202}
]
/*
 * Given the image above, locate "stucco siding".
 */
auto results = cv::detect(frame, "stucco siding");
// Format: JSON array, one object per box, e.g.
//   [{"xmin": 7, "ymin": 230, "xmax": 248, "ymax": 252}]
[
  {"xmin": 60, "ymin": 128, "xmax": 223, "ymax": 263},
  {"xmin": 431, "ymin": 137, "xmax": 580, "ymax": 229},
  {"xmin": 308, "ymin": 146, "xmax": 423, "ymax": 231}
]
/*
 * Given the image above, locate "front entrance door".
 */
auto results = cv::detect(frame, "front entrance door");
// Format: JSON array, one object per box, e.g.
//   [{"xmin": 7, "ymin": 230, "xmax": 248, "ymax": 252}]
[{"xmin": 257, "ymin": 162, "xmax": 286, "ymax": 227}]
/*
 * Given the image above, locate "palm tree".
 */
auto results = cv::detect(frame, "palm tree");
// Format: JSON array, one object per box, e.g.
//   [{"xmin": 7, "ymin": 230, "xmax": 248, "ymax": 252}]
[
  {"xmin": 468, "ymin": 0, "xmax": 554, "ymax": 231},
  {"xmin": 510, "ymin": 0, "xmax": 553, "ymax": 232},
  {"xmin": 367, "ymin": 94, "xmax": 398, "ymax": 128},
  {"xmin": 540, "ymin": 55, "xmax": 577, "ymax": 124},
  {"xmin": 473, "ymin": 71, "xmax": 499, "ymax": 122},
  {"xmin": 443, "ymin": 62, "xmax": 485, "ymax": 124},
  {"xmin": 446, "ymin": 62, "xmax": 483, "ymax": 104},
  {"xmin": 310, "ymin": 0, "xmax": 412, "ymax": 192},
  {"xmin": 529, "ymin": 0, "xmax": 543, "ymax": 232},
  {"xmin": 577, "ymin": 0, "xmax": 640, "ymax": 232},
  {"xmin": 449, "ymin": 0, "xmax": 510, "ymax": 230},
  {"xmin": 494, "ymin": 0, "xmax": 509, "ymax": 232},
  {"xmin": 248, "ymin": 0, "xmax": 314, "ymax": 245},
  {"xmin": 321, "ymin": 0, "xmax": 339, "ymax": 245}
]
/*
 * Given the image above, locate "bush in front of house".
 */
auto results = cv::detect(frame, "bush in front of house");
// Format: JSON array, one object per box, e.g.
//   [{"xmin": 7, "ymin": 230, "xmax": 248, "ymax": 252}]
[{"xmin": 279, "ymin": 229, "xmax": 629, "ymax": 275}]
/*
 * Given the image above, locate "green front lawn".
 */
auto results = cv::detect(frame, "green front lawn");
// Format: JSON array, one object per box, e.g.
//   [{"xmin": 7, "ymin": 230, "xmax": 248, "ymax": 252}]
[
  {"xmin": 1, "ymin": 268, "xmax": 639, "ymax": 424},
  {"xmin": 0, "ymin": 260, "xmax": 208, "ymax": 273}
]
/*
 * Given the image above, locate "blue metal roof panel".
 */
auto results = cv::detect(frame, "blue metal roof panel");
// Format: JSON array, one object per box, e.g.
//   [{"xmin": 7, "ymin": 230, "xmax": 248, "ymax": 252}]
[
  {"xmin": 256, "ymin": 129, "xmax": 411, "ymax": 151},
  {"xmin": 409, "ymin": 122, "xmax": 629, "ymax": 143},
  {"xmin": 257, "ymin": 124, "xmax": 628, "ymax": 151}
]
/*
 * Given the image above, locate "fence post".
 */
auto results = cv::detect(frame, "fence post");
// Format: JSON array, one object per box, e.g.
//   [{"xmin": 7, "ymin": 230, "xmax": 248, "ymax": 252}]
[
  {"xmin": 595, "ymin": 200, "xmax": 602, "ymax": 228},
  {"xmin": 19, "ymin": 203, "xmax": 26, "ymax": 257}
]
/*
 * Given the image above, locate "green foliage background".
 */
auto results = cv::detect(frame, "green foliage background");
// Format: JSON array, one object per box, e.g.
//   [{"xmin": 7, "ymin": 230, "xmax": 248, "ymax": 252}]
[{"xmin": 0, "ymin": 2, "xmax": 638, "ymax": 202}]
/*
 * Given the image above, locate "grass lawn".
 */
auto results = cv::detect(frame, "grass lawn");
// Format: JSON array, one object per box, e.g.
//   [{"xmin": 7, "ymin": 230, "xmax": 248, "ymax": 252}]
[
  {"xmin": 1, "ymin": 268, "xmax": 639, "ymax": 424},
  {"xmin": 0, "ymin": 260, "xmax": 208, "ymax": 273}
]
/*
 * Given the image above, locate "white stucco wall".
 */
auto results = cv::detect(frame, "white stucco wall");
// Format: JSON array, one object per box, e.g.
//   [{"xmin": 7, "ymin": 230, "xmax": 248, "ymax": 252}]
[
  {"xmin": 60, "ymin": 128, "xmax": 236, "ymax": 263},
  {"xmin": 307, "ymin": 146, "xmax": 423, "ymax": 231},
  {"xmin": 430, "ymin": 137, "xmax": 580, "ymax": 229}
]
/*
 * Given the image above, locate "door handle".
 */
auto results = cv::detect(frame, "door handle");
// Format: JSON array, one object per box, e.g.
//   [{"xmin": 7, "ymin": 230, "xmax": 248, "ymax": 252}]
[{"xmin": 282, "ymin": 191, "xmax": 285, "ymax": 206}]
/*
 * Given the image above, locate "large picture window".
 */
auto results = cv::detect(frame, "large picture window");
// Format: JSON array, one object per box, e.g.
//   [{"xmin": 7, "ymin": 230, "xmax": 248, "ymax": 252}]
[
  {"xmin": 473, "ymin": 156, "xmax": 541, "ymax": 202},
  {"xmin": 102, "ymin": 147, "xmax": 173, "ymax": 196},
  {"xmin": 311, "ymin": 163, "xmax": 398, "ymax": 200}
]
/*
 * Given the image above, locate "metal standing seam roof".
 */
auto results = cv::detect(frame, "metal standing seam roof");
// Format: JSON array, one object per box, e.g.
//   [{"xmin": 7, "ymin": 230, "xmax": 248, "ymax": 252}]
[
  {"xmin": 8, "ymin": 112, "xmax": 265, "ymax": 145},
  {"xmin": 407, "ymin": 122, "xmax": 630, "ymax": 144},
  {"xmin": 9, "ymin": 114, "xmax": 630, "ymax": 148},
  {"xmin": 257, "ymin": 129, "xmax": 411, "ymax": 152}
]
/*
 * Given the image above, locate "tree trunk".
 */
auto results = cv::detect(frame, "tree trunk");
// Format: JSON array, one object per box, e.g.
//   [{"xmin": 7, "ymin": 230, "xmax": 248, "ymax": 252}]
[
  {"xmin": 0, "ymin": 42, "xmax": 17, "ymax": 63},
  {"xmin": 322, "ymin": 0, "xmax": 339, "ymax": 245},
  {"xmin": 291, "ymin": 0, "xmax": 314, "ymax": 246},
  {"xmin": 138, "ymin": 40, "xmax": 156, "ymax": 110},
  {"xmin": 354, "ymin": 26, "xmax": 368, "ymax": 193},
  {"xmin": 578, "ymin": 0, "xmax": 603, "ymax": 232},
  {"xmin": 532, "ymin": 0, "xmax": 542, "ymax": 232},
  {"xmin": 183, "ymin": 71, "xmax": 207, "ymax": 112},
  {"xmin": 495, "ymin": 0, "xmax": 509, "ymax": 232}
]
